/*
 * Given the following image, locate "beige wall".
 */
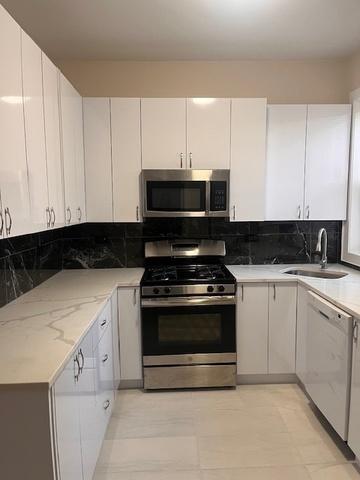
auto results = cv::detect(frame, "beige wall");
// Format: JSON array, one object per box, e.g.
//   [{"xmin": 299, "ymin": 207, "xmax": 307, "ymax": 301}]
[
  {"xmin": 349, "ymin": 51, "xmax": 360, "ymax": 92},
  {"xmin": 57, "ymin": 59, "xmax": 349, "ymax": 103}
]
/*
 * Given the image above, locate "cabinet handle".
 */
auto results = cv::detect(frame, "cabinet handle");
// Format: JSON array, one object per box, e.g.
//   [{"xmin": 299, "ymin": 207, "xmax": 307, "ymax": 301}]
[
  {"xmin": 102, "ymin": 353, "xmax": 109, "ymax": 363},
  {"xmin": 189, "ymin": 152, "xmax": 193, "ymax": 168},
  {"xmin": 0, "ymin": 210, "xmax": 3, "ymax": 236},
  {"xmin": 74, "ymin": 355, "xmax": 81, "ymax": 382},
  {"xmin": 232, "ymin": 205, "xmax": 236, "ymax": 221},
  {"xmin": 4, "ymin": 208, "xmax": 12, "ymax": 235},
  {"xmin": 103, "ymin": 399, "xmax": 110, "ymax": 410},
  {"xmin": 77, "ymin": 207, "xmax": 82, "ymax": 222},
  {"xmin": 46, "ymin": 207, "xmax": 51, "ymax": 228},
  {"xmin": 306, "ymin": 205, "xmax": 310, "ymax": 219},
  {"xmin": 180, "ymin": 152, "xmax": 184, "ymax": 168},
  {"xmin": 354, "ymin": 320, "xmax": 359, "ymax": 343},
  {"xmin": 136, "ymin": 206, "xmax": 139, "ymax": 222},
  {"xmin": 50, "ymin": 207, "xmax": 56, "ymax": 227},
  {"xmin": 273, "ymin": 284, "xmax": 276, "ymax": 301},
  {"xmin": 133, "ymin": 288, "xmax": 137, "ymax": 305},
  {"xmin": 297, "ymin": 205, "xmax": 301, "ymax": 219},
  {"xmin": 66, "ymin": 207, "xmax": 72, "ymax": 224},
  {"xmin": 241, "ymin": 284, "xmax": 244, "ymax": 302},
  {"xmin": 78, "ymin": 348, "xmax": 84, "ymax": 373},
  {"xmin": 100, "ymin": 318, "xmax": 107, "ymax": 328}
]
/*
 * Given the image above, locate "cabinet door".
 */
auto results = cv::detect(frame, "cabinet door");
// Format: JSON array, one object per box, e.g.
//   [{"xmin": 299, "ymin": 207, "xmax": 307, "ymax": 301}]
[
  {"xmin": 230, "ymin": 98, "xmax": 267, "ymax": 221},
  {"xmin": 42, "ymin": 54, "xmax": 65, "ymax": 228},
  {"xmin": 83, "ymin": 98, "xmax": 113, "ymax": 222},
  {"xmin": 296, "ymin": 284, "xmax": 308, "ymax": 384},
  {"xmin": 187, "ymin": 98, "xmax": 230, "ymax": 169},
  {"xmin": 237, "ymin": 283, "xmax": 268, "ymax": 374},
  {"xmin": 0, "ymin": 6, "xmax": 31, "ymax": 238},
  {"xmin": 111, "ymin": 290, "xmax": 121, "ymax": 389},
  {"xmin": 74, "ymin": 93, "xmax": 86, "ymax": 224},
  {"xmin": 111, "ymin": 98, "xmax": 142, "ymax": 222},
  {"xmin": 21, "ymin": 30, "xmax": 49, "ymax": 232},
  {"xmin": 265, "ymin": 105, "xmax": 307, "ymax": 220},
  {"xmin": 118, "ymin": 288, "xmax": 142, "ymax": 381},
  {"xmin": 349, "ymin": 319, "xmax": 360, "ymax": 458},
  {"xmin": 141, "ymin": 98, "xmax": 186, "ymax": 169},
  {"xmin": 269, "ymin": 283, "xmax": 297, "ymax": 374},
  {"xmin": 304, "ymin": 104, "xmax": 351, "ymax": 220},
  {"xmin": 60, "ymin": 74, "xmax": 78, "ymax": 225},
  {"xmin": 53, "ymin": 354, "xmax": 83, "ymax": 480}
]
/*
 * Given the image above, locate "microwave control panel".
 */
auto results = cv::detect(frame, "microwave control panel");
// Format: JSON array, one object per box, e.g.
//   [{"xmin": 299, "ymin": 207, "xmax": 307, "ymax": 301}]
[{"xmin": 210, "ymin": 181, "xmax": 227, "ymax": 211}]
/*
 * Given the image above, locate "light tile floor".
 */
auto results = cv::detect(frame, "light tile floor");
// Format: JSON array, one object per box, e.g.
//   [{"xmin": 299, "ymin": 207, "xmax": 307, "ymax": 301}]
[{"xmin": 94, "ymin": 384, "xmax": 360, "ymax": 480}]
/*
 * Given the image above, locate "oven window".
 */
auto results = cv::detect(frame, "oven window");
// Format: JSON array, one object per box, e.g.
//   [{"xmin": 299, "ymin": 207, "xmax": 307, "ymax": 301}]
[
  {"xmin": 158, "ymin": 314, "xmax": 221, "ymax": 345},
  {"xmin": 147, "ymin": 181, "xmax": 206, "ymax": 212}
]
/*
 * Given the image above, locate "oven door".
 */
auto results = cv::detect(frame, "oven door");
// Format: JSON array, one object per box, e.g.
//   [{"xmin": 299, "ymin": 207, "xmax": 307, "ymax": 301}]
[{"xmin": 141, "ymin": 296, "xmax": 236, "ymax": 366}]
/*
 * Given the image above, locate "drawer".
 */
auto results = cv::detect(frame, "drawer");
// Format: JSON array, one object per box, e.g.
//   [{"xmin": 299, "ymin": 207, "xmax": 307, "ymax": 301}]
[{"xmin": 94, "ymin": 300, "xmax": 112, "ymax": 347}]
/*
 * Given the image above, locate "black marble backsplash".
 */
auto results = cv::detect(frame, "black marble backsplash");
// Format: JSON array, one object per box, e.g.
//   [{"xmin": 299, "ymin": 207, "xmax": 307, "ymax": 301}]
[{"xmin": 0, "ymin": 219, "xmax": 342, "ymax": 308}]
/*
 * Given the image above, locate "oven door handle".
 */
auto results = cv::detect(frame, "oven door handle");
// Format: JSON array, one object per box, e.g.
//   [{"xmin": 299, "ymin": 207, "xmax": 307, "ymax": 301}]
[{"xmin": 141, "ymin": 296, "xmax": 236, "ymax": 308}]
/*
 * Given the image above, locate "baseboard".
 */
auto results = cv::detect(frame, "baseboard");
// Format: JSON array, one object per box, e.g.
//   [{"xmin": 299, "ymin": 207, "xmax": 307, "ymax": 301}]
[
  {"xmin": 119, "ymin": 379, "xmax": 143, "ymax": 389},
  {"xmin": 237, "ymin": 373, "xmax": 298, "ymax": 385}
]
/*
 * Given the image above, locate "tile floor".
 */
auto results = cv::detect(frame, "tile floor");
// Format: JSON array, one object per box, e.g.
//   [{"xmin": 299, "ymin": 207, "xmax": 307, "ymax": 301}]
[{"xmin": 94, "ymin": 384, "xmax": 360, "ymax": 480}]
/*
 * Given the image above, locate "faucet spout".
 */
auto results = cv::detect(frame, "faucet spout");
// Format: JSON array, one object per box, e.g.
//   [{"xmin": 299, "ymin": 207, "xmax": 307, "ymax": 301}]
[{"xmin": 315, "ymin": 228, "xmax": 328, "ymax": 269}]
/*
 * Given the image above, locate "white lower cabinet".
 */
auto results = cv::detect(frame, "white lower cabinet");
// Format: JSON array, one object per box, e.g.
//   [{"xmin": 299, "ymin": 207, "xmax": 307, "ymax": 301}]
[
  {"xmin": 237, "ymin": 283, "xmax": 268, "ymax": 374},
  {"xmin": 53, "ymin": 299, "xmax": 116, "ymax": 480},
  {"xmin": 269, "ymin": 283, "xmax": 297, "ymax": 374},
  {"xmin": 296, "ymin": 284, "xmax": 308, "ymax": 383},
  {"xmin": 118, "ymin": 287, "xmax": 142, "ymax": 382},
  {"xmin": 349, "ymin": 319, "xmax": 360, "ymax": 458}
]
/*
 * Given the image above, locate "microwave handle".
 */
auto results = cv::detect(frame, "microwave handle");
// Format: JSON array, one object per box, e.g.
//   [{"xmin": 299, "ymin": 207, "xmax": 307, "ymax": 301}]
[{"xmin": 205, "ymin": 181, "xmax": 211, "ymax": 214}]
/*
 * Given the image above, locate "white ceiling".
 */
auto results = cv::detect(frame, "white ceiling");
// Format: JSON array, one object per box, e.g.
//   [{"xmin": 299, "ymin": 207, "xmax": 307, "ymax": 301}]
[{"xmin": 2, "ymin": 0, "xmax": 360, "ymax": 61}]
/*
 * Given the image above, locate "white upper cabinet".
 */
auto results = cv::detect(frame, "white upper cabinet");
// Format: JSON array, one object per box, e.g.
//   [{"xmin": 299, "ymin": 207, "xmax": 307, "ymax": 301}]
[
  {"xmin": 42, "ymin": 54, "xmax": 65, "ymax": 228},
  {"xmin": 21, "ymin": 30, "xmax": 49, "ymax": 232},
  {"xmin": 83, "ymin": 98, "xmax": 113, "ymax": 222},
  {"xmin": 111, "ymin": 98, "xmax": 142, "ymax": 222},
  {"xmin": 266, "ymin": 105, "xmax": 307, "ymax": 221},
  {"xmin": 60, "ymin": 74, "xmax": 86, "ymax": 225},
  {"xmin": 230, "ymin": 98, "xmax": 267, "ymax": 221},
  {"xmin": 187, "ymin": 98, "xmax": 231, "ymax": 169},
  {"xmin": 141, "ymin": 98, "xmax": 186, "ymax": 169},
  {"xmin": 304, "ymin": 104, "xmax": 351, "ymax": 220},
  {"xmin": 0, "ymin": 6, "xmax": 31, "ymax": 238}
]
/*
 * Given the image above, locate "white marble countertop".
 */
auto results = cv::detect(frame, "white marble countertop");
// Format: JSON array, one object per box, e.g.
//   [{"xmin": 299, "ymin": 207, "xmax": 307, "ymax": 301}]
[
  {"xmin": 227, "ymin": 263, "xmax": 360, "ymax": 319},
  {"xmin": 0, "ymin": 268, "xmax": 144, "ymax": 388}
]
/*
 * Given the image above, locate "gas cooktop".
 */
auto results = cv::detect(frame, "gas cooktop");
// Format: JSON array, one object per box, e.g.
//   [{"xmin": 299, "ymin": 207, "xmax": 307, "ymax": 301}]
[{"xmin": 142, "ymin": 264, "xmax": 234, "ymax": 285}]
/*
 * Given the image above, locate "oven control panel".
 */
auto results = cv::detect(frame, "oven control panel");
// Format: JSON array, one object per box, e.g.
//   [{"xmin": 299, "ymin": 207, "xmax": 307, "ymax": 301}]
[{"xmin": 142, "ymin": 284, "xmax": 236, "ymax": 297}]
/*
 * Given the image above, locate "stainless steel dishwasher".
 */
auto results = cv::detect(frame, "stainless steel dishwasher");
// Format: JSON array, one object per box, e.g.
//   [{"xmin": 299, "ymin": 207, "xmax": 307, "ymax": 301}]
[{"xmin": 305, "ymin": 291, "xmax": 353, "ymax": 440}]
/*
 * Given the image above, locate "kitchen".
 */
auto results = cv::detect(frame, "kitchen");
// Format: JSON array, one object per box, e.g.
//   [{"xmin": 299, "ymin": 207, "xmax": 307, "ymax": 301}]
[{"xmin": 1, "ymin": 1, "xmax": 360, "ymax": 479}]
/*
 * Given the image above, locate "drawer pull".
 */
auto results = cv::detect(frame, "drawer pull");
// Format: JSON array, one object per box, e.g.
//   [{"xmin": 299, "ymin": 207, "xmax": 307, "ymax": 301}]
[
  {"xmin": 102, "ymin": 354, "xmax": 109, "ymax": 363},
  {"xmin": 100, "ymin": 319, "xmax": 107, "ymax": 328},
  {"xmin": 103, "ymin": 399, "xmax": 110, "ymax": 410}
]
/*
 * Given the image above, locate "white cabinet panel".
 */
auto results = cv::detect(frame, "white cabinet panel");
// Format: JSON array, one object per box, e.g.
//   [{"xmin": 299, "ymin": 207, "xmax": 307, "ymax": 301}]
[
  {"xmin": 187, "ymin": 98, "xmax": 230, "ymax": 169},
  {"xmin": 74, "ymin": 93, "xmax": 86, "ymax": 224},
  {"xmin": 118, "ymin": 288, "xmax": 142, "ymax": 381},
  {"xmin": 83, "ymin": 98, "xmax": 113, "ymax": 222},
  {"xmin": 21, "ymin": 30, "xmax": 48, "ymax": 232},
  {"xmin": 266, "ymin": 105, "xmax": 307, "ymax": 220},
  {"xmin": 111, "ymin": 98, "xmax": 142, "ymax": 222},
  {"xmin": 237, "ymin": 283, "xmax": 268, "ymax": 374},
  {"xmin": 304, "ymin": 104, "xmax": 351, "ymax": 220},
  {"xmin": 269, "ymin": 282, "xmax": 297, "ymax": 374},
  {"xmin": 42, "ymin": 54, "xmax": 64, "ymax": 228},
  {"xmin": 141, "ymin": 98, "xmax": 186, "ymax": 169},
  {"xmin": 111, "ymin": 290, "xmax": 121, "ymax": 389},
  {"xmin": 295, "ymin": 284, "xmax": 308, "ymax": 384},
  {"xmin": 53, "ymin": 354, "xmax": 83, "ymax": 480},
  {"xmin": 230, "ymin": 98, "xmax": 267, "ymax": 221},
  {"xmin": 349, "ymin": 319, "xmax": 360, "ymax": 458},
  {"xmin": 0, "ymin": 6, "xmax": 31, "ymax": 238}
]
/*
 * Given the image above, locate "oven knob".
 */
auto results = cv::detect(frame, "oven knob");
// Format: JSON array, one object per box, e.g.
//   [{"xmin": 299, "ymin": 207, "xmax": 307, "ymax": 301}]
[
  {"xmin": 153, "ymin": 288, "xmax": 160, "ymax": 295},
  {"xmin": 218, "ymin": 285, "xmax": 225, "ymax": 292},
  {"xmin": 164, "ymin": 287, "xmax": 171, "ymax": 294},
  {"xmin": 207, "ymin": 285, "xmax": 214, "ymax": 293}
]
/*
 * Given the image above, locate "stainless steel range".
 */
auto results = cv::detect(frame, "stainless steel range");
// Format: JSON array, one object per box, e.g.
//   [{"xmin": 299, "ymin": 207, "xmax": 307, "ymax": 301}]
[{"xmin": 140, "ymin": 239, "xmax": 237, "ymax": 390}]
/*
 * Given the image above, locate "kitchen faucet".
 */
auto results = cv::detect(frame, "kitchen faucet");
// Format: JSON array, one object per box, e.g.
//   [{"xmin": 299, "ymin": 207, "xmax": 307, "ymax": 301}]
[{"xmin": 315, "ymin": 228, "xmax": 328, "ymax": 269}]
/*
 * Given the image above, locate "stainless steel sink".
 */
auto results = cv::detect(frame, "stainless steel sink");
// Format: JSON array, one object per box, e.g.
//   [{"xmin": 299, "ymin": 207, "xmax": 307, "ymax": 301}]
[{"xmin": 282, "ymin": 268, "xmax": 348, "ymax": 279}]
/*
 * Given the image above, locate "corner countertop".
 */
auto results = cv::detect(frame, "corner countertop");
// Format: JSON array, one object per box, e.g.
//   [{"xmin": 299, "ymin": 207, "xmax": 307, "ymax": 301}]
[
  {"xmin": 227, "ymin": 263, "xmax": 360, "ymax": 319},
  {"xmin": 0, "ymin": 268, "xmax": 144, "ymax": 388}
]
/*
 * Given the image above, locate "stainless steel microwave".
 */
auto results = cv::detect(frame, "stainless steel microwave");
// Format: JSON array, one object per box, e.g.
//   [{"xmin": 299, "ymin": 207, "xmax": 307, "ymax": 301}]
[{"xmin": 142, "ymin": 170, "xmax": 230, "ymax": 218}]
